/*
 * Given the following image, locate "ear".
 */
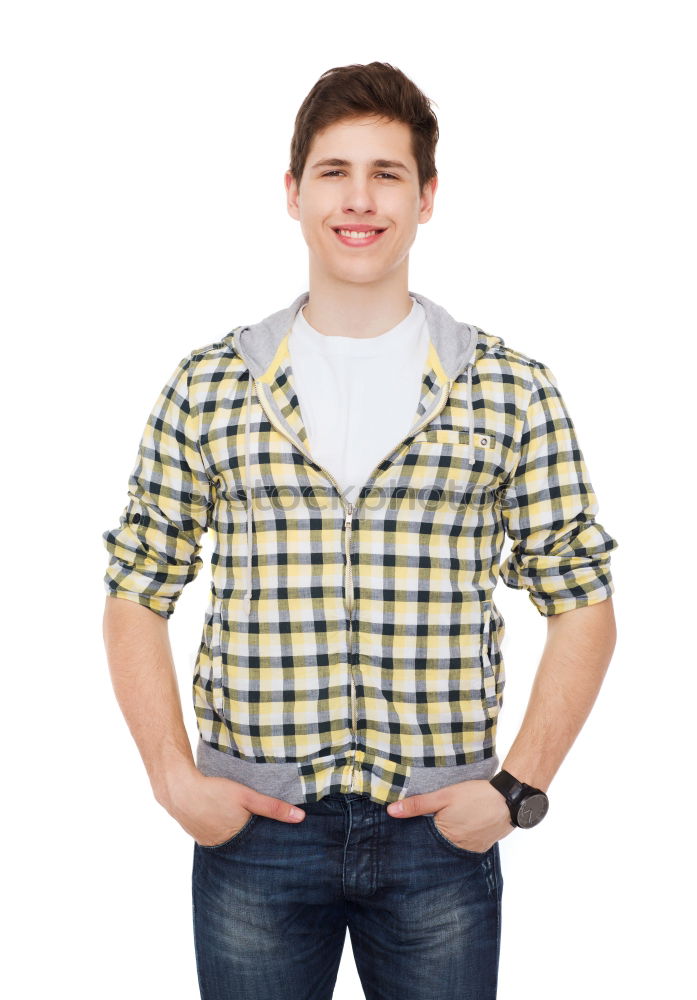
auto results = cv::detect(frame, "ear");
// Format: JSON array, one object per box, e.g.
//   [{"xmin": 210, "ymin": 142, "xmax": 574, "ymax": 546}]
[
  {"xmin": 285, "ymin": 170, "xmax": 300, "ymax": 221},
  {"xmin": 418, "ymin": 175, "xmax": 438, "ymax": 224}
]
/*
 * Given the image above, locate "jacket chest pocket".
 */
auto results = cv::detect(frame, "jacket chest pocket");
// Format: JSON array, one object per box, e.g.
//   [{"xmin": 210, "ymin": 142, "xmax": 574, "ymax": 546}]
[
  {"xmin": 404, "ymin": 429, "xmax": 506, "ymax": 499},
  {"xmin": 416, "ymin": 429, "xmax": 495, "ymax": 447}
]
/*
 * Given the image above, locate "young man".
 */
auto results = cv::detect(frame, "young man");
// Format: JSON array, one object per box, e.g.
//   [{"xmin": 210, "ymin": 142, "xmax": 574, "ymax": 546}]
[{"xmin": 102, "ymin": 62, "xmax": 618, "ymax": 1000}]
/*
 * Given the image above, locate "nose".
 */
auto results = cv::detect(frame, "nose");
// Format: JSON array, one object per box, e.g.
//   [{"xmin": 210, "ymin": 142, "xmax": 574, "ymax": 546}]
[{"xmin": 341, "ymin": 174, "xmax": 377, "ymax": 217}]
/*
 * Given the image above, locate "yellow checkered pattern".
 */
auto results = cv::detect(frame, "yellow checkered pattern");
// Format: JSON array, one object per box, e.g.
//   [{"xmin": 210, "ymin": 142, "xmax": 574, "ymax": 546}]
[{"xmin": 103, "ymin": 326, "xmax": 617, "ymax": 803}]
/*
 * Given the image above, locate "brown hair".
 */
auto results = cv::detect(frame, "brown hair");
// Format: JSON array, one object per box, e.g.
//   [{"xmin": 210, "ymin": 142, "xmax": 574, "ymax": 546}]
[{"xmin": 289, "ymin": 62, "xmax": 439, "ymax": 193}]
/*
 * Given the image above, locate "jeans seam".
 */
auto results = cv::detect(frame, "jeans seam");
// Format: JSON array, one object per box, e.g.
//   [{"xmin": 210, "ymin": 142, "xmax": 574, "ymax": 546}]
[
  {"xmin": 493, "ymin": 844, "xmax": 502, "ymax": 974},
  {"xmin": 192, "ymin": 850, "xmax": 206, "ymax": 998}
]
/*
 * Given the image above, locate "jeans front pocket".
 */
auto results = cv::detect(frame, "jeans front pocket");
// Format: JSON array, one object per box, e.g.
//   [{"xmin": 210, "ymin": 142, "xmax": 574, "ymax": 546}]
[
  {"xmin": 196, "ymin": 812, "xmax": 260, "ymax": 851},
  {"xmin": 424, "ymin": 813, "xmax": 492, "ymax": 859}
]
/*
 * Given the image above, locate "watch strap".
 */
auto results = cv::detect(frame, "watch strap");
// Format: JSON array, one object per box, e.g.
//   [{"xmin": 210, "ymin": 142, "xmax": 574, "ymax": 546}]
[{"xmin": 490, "ymin": 769, "xmax": 546, "ymax": 828}]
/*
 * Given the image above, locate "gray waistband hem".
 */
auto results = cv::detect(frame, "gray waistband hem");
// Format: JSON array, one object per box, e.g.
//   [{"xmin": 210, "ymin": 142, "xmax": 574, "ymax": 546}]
[{"xmin": 195, "ymin": 735, "xmax": 499, "ymax": 806}]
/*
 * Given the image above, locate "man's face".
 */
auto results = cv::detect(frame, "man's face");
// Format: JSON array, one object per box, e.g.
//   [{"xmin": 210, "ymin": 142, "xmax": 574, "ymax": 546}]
[{"xmin": 285, "ymin": 115, "xmax": 437, "ymax": 287}]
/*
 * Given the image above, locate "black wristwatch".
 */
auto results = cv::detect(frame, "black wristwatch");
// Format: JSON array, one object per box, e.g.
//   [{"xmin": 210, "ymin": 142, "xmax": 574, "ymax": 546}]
[{"xmin": 490, "ymin": 770, "xmax": 549, "ymax": 829}]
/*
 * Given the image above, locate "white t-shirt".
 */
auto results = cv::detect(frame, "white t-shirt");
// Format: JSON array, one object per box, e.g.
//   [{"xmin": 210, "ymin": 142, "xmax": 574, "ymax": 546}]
[{"xmin": 288, "ymin": 296, "xmax": 430, "ymax": 506}]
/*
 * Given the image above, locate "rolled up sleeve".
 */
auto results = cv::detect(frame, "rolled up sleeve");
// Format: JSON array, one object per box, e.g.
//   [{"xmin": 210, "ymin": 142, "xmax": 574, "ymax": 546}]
[
  {"xmin": 499, "ymin": 362, "xmax": 618, "ymax": 616},
  {"xmin": 102, "ymin": 355, "xmax": 214, "ymax": 619}
]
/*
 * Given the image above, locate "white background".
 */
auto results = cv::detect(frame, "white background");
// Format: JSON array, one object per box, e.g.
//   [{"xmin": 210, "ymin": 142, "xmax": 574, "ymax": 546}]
[{"xmin": 2, "ymin": 1, "xmax": 694, "ymax": 996}]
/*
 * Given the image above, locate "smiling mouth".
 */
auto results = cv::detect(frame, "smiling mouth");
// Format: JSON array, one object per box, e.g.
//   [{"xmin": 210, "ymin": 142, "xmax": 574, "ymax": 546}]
[
  {"xmin": 332, "ymin": 227, "xmax": 387, "ymax": 245},
  {"xmin": 334, "ymin": 227, "xmax": 385, "ymax": 237}
]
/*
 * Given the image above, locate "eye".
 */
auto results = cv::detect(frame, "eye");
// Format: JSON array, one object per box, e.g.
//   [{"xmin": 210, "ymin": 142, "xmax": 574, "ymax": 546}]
[{"xmin": 320, "ymin": 171, "xmax": 400, "ymax": 180}]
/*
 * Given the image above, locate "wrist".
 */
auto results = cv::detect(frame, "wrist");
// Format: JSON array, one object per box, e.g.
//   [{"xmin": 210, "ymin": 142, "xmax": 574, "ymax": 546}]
[
  {"xmin": 500, "ymin": 761, "xmax": 550, "ymax": 795},
  {"xmin": 151, "ymin": 757, "xmax": 201, "ymax": 813}
]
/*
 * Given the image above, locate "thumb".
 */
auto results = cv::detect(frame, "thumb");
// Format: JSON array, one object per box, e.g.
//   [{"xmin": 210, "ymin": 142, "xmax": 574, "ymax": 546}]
[
  {"xmin": 244, "ymin": 791, "xmax": 306, "ymax": 824},
  {"xmin": 386, "ymin": 793, "xmax": 440, "ymax": 818}
]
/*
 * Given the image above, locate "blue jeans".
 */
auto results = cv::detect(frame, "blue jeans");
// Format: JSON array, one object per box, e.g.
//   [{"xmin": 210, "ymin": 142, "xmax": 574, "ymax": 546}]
[{"xmin": 192, "ymin": 792, "xmax": 503, "ymax": 1000}]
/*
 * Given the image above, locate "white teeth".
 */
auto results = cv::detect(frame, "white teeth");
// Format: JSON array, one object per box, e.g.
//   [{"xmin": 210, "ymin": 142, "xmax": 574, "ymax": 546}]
[{"xmin": 337, "ymin": 229, "xmax": 381, "ymax": 239}]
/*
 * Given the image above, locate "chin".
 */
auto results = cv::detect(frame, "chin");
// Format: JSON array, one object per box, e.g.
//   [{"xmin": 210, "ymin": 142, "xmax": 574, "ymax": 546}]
[{"xmin": 332, "ymin": 269, "xmax": 388, "ymax": 287}]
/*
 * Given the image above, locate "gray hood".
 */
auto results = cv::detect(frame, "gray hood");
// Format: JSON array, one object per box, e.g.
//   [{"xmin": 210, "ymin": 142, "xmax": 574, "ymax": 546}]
[{"xmin": 232, "ymin": 289, "xmax": 478, "ymax": 382}]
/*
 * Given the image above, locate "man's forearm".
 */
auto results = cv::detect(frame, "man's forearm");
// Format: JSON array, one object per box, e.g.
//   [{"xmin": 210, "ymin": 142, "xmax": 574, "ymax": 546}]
[
  {"xmin": 102, "ymin": 595, "xmax": 198, "ymax": 806},
  {"xmin": 501, "ymin": 597, "xmax": 617, "ymax": 793}
]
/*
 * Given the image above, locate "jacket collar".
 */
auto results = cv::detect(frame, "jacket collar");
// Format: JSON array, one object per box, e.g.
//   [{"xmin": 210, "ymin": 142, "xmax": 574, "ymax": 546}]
[{"xmin": 230, "ymin": 289, "xmax": 480, "ymax": 383}]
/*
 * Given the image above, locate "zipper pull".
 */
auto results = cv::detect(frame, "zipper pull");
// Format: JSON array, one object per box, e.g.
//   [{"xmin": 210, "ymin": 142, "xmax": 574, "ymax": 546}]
[{"xmin": 345, "ymin": 502, "xmax": 354, "ymax": 529}]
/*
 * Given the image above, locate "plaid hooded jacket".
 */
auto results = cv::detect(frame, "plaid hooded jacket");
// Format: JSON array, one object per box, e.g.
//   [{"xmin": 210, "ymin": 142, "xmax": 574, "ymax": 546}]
[{"xmin": 102, "ymin": 290, "xmax": 618, "ymax": 805}]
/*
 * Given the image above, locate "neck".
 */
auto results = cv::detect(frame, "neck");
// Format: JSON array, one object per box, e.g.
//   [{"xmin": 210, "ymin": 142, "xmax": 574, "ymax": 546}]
[{"xmin": 303, "ymin": 262, "xmax": 413, "ymax": 339}]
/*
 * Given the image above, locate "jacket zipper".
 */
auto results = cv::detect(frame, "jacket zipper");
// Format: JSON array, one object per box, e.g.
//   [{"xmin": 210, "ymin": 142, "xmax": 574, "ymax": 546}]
[
  {"xmin": 333, "ymin": 377, "xmax": 455, "ymax": 790},
  {"xmin": 253, "ymin": 381, "xmax": 360, "ymax": 782},
  {"xmin": 253, "ymin": 375, "xmax": 453, "ymax": 791},
  {"xmin": 343, "ymin": 501, "xmax": 357, "ymax": 787}
]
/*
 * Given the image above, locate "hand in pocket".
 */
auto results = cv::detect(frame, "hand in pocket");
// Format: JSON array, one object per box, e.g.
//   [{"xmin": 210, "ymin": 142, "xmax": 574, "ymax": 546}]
[{"xmin": 164, "ymin": 771, "xmax": 306, "ymax": 846}]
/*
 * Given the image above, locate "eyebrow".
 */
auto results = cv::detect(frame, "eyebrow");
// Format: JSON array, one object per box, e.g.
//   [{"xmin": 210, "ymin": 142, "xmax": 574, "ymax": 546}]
[{"xmin": 310, "ymin": 157, "xmax": 411, "ymax": 174}]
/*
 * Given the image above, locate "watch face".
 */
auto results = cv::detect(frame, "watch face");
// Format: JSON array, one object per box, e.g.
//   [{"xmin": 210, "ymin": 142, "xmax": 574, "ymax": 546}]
[{"xmin": 517, "ymin": 793, "xmax": 549, "ymax": 828}]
